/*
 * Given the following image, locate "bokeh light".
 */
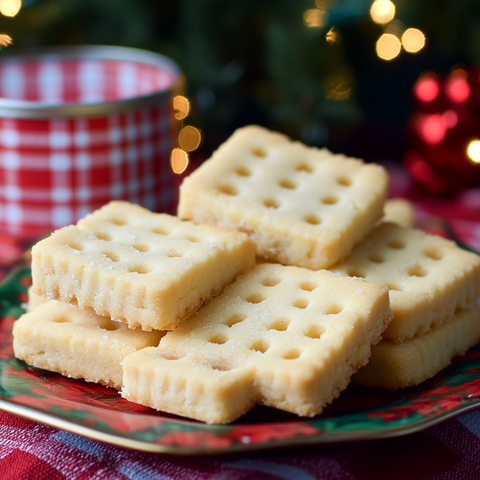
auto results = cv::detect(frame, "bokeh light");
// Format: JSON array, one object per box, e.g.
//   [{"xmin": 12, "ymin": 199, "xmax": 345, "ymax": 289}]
[
  {"xmin": 0, "ymin": 0, "xmax": 21, "ymax": 17},
  {"xmin": 303, "ymin": 8, "xmax": 326, "ymax": 28},
  {"xmin": 413, "ymin": 74, "xmax": 440, "ymax": 103},
  {"xmin": 445, "ymin": 70, "xmax": 470, "ymax": 104},
  {"xmin": 402, "ymin": 28, "xmax": 425, "ymax": 53},
  {"xmin": 418, "ymin": 114, "xmax": 447, "ymax": 145},
  {"xmin": 170, "ymin": 148, "xmax": 189, "ymax": 174},
  {"xmin": 467, "ymin": 140, "xmax": 480, "ymax": 164},
  {"xmin": 376, "ymin": 33, "xmax": 401, "ymax": 60},
  {"xmin": 173, "ymin": 95, "xmax": 190, "ymax": 120},
  {"xmin": 326, "ymin": 27, "xmax": 339, "ymax": 44},
  {"xmin": 0, "ymin": 34, "xmax": 12, "ymax": 47},
  {"xmin": 370, "ymin": 0, "xmax": 395, "ymax": 25},
  {"xmin": 178, "ymin": 126, "xmax": 202, "ymax": 152}
]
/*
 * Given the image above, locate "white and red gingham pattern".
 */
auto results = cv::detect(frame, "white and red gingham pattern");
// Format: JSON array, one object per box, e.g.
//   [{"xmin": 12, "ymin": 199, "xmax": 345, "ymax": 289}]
[
  {"xmin": 0, "ymin": 58, "xmax": 176, "ymax": 103},
  {"xmin": 0, "ymin": 55, "xmax": 178, "ymax": 239}
]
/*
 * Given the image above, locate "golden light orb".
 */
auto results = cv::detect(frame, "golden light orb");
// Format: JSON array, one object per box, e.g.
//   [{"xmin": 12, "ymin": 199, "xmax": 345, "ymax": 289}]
[
  {"xmin": 370, "ymin": 0, "xmax": 395, "ymax": 25},
  {"xmin": 303, "ymin": 8, "xmax": 326, "ymax": 28},
  {"xmin": 170, "ymin": 148, "xmax": 189, "ymax": 174},
  {"xmin": 402, "ymin": 28, "xmax": 425, "ymax": 53},
  {"xmin": 0, "ymin": 34, "xmax": 12, "ymax": 47},
  {"xmin": 173, "ymin": 95, "xmax": 190, "ymax": 120},
  {"xmin": 178, "ymin": 126, "xmax": 201, "ymax": 152},
  {"xmin": 0, "ymin": 0, "xmax": 21, "ymax": 17},
  {"xmin": 376, "ymin": 33, "xmax": 401, "ymax": 60},
  {"xmin": 467, "ymin": 140, "xmax": 480, "ymax": 164}
]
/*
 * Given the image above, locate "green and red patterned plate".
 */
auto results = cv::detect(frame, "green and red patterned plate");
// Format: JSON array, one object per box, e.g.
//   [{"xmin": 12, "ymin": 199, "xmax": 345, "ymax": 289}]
[{"xmin": 1, "ymin": 266, "xmax": 480, "ymax": 454}]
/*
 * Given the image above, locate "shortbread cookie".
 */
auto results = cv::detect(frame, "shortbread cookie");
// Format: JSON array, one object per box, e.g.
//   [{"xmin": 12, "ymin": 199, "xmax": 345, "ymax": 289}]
[
  {"xmin": 121, "ymin": 263, "xmax": 392, "ymax": 424},
  {"xmin": 353, "ymin": 304, "xmax": 480, "ymax": 389},
  {"xmin": 178, "ymin": 125, "xmax": 389, "ymax": 270},
  {"xmin": 13, "ymin": 300, "xmax": 165, "ymax": 388},
  {"xmin": 330, "ymin": 222, "xmax": 480, "ymax": 342},
  {"xmin": 31, "ymin": 201, "xmax": 256, "ymax": 331},
  {"xmin": 383, "ymin": 198, "xmax": 415, "ymax": 228}
]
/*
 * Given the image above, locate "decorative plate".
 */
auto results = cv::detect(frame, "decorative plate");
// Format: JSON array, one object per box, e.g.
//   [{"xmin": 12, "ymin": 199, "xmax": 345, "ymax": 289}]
[{"xmin": 1, "ymin": 266, "xmax": 480, "ymax": 455}]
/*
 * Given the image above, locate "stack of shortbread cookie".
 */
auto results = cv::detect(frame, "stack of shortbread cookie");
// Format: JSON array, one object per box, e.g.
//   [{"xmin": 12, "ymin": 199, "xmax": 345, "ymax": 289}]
[{"xmin": 13, "ymin": 125, "xmax": 480, "ymax": 424}]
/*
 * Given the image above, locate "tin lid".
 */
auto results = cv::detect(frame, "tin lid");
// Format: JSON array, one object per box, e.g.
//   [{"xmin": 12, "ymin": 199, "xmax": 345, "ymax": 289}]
[{"xmin": 0, "ymin": 45, "xmax": 184, "ymax": 119}]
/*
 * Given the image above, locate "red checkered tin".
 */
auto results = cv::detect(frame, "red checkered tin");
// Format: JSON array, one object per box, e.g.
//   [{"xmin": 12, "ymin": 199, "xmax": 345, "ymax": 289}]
[{"xmin": 0, "ymin": 45, "xmax": 183, "ymax": 239}]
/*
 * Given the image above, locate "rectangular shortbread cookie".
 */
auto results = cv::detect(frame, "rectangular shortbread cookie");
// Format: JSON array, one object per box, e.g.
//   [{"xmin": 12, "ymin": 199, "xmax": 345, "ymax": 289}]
[
  {"xmin": 330, "ymin": 222, "xmax": 480, "ymax": 342},
  {"xmin": 178, "ymin": 125, "xmax": 389, "ymax": 270},
  {"xmin": 13, "ymin": 300, "xmax": 165, "ymax": 388},
  {"xmin": 352, "ymin": 304, "xmax": 480, "ymax": 389},
  {"xmin": 31, "ymin": 201, "xmax": 256, "ymax": 331},
  {"xmin": 121, "ymin": 263, "xmax": 392, "ymax": 424},
  {"xmin": 383, "ymin": 198, "xmax": 415, "ymax": 228}
]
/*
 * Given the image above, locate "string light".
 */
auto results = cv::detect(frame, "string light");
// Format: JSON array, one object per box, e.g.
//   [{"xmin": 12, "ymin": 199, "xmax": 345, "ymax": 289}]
[
  {"xmin": 0, "ymin": 34, "xmax": 11, "ymax": 47},
  {"xmin": 0, "ymin": 0, "xmax": 21, "ymax": 17},
  {"xmin": 173, "ymin": 95, "xmax": 190, "ymax": 120},
  {"xmin": 170, "ymin": 94, "xmax": 201, "ymax": 174},
  {"xmin": 303, "ymin": 8, "xmax": 326, "ymax": 28},
  {"xmin": 376, "ymin": 33, "xmax": 401, "ymax": 60},
  {"xmin": 370, "ymin": 0, "xmax": 395, "ymax": 24},
  {"xmin": 178, "ymin": 125, "xmax": 202, "ymax": 152},
  {"xmin": 467, "ymin": 140, "xmax": 480, "ymax": 164},
  {"xmin": 170, "ymin": 148, "xmax": 189, "ymax": 174},
  {"xmin": 402, "ymin": 28, "xmax": 425, "ymax": 53}
]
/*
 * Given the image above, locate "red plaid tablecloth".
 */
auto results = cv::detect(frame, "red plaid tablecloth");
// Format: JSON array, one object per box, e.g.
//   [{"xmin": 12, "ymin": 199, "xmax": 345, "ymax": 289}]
[{"xmin": 0, "ymin": 164, "xmax": 479, "ymax": 480}]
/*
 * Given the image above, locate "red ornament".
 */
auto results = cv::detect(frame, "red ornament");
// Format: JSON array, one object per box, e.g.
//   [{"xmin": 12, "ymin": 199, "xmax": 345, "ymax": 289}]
[{"xmin": 404, "ymin": 67, "xmax": 480, "ymax": 195}]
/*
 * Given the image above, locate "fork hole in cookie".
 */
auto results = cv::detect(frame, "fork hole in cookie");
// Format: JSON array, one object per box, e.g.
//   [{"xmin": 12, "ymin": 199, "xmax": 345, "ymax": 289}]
[
  {"xmin": 185, "ymin": 235, "xmax": 200, "ymax": 243},
  {"xmin": 249, "ymin": 340, "xmax": 270, "ymax": 354},
  {"xmin": 321, "ymin": 195, "xmax": 339, "ymax": 205},
  {"xmin": 67, "ymin": 241, "xmax": 84, "ymax": 251},
  {"xmin": 278, "ymin": 179, "xmax": 297, "ymax": 190},
  {"xmin": 251, "ymin": 147, "xmax": 267, "ymax": 158},
  {"xmin": 224, "ymin": 313, "xmax": 247, "ymax": 327},
  {"xmin": 295, "ymin": 162, "xmax": 313, "ymax": 173},
  {"xmin": 388, "ymin": 240, "xmax": 406, "ymax": 250},
  {"xmin": 423, "ymin": 247, "xmax": 444, "ymax": 260},
  {"xmin": 209, "ymin": 333, "xmax": 228, "ymax": 345},
  {"xmin": 128, "ymin": 264, "xmax": 151, "ymax": 274},
  {"xmin": 347, "ymin": 269, "xmax": 365, "ymax": 278},
  {"xmin": 268, "ymin": 318, "xmax": 290, "ymax": 331},
  {"xmin": 304, "ymin": 214, "xmax": 321, "ymax": 226},
  {"xmin": 165, "ymin": 251, "xmax": 183, "ymax": 258},
  {"xmin": 304, "ymin": 324, "xmax": 325, "ymax": 339},
  {"xmin": 283, "ymin": 349, "xmax": 301, "ymax": 360},
  {"xmin": 235, "ymin": 166, "xmax": 252, "ymax": 177},
  {"xmin": 131, "ymin": 243, "xmax": 150, "ymax": 252},
  {"xmin": 325, "ymin": 304, "xmax": 343, "ymax": 315},
  {"xmin": 53, "ymin": 316, "xmax": 70, "ymax": 323},
  {"xmin": 293, "ymin": 298, "xmax": 309, "ymax": 309},
  {"xmin": 263, "ymin": 198, "xmax": 280, "ymax": 209},
  {"xmin": 103, "ymin": 251, "xmax": 120, "ymax": 262},
  {"xmin": 261, "ymin": 277, "xmax": 281, "ymax": 287},
  {"xmin": 218, "ymin": 184, "xmax": 239, "ymax": 196},
  {"xmin": 158, "ymin": 350, "xmax": 184, "ymax": 361},
  {"xmin": 368, "ymin": 254, "xmax": 385, "ymax": 264},
  {"xmin": 94, "ymin": 232, "xmax": 112, "ymax": 241},
  {"xmin": 245, "ymin": 293, "xmax": 266, "ymax": 304},
  {"xmin": 208, "ymin": 360, "xmax": 234, "ymax": 371},
  {"xmin": 98, "ymin": 321, "xmax": 122, "ymax": 331},
  {"xmin": 408, "ymin": 265, "xmax": 427, "ymax": 277},
  {"xmin": 151, "ymin": 226, "xmax": 169, "ymax": 235},
  {"xmin": 299, "ymin": 280, "xmax": 317, "ymax": 292},
  {"xmin": 109, "ymin": 217, "xmax": 127, "ymax": 226},
  {"xmin": 336, "ymin": 176, "xmax": 352, "ymax": 187}
]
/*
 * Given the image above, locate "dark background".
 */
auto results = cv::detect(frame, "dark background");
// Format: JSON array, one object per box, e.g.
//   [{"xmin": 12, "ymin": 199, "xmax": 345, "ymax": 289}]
[{"xmin": 1, "ymin": 0, "xmax": 478, "ymax": 165}]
